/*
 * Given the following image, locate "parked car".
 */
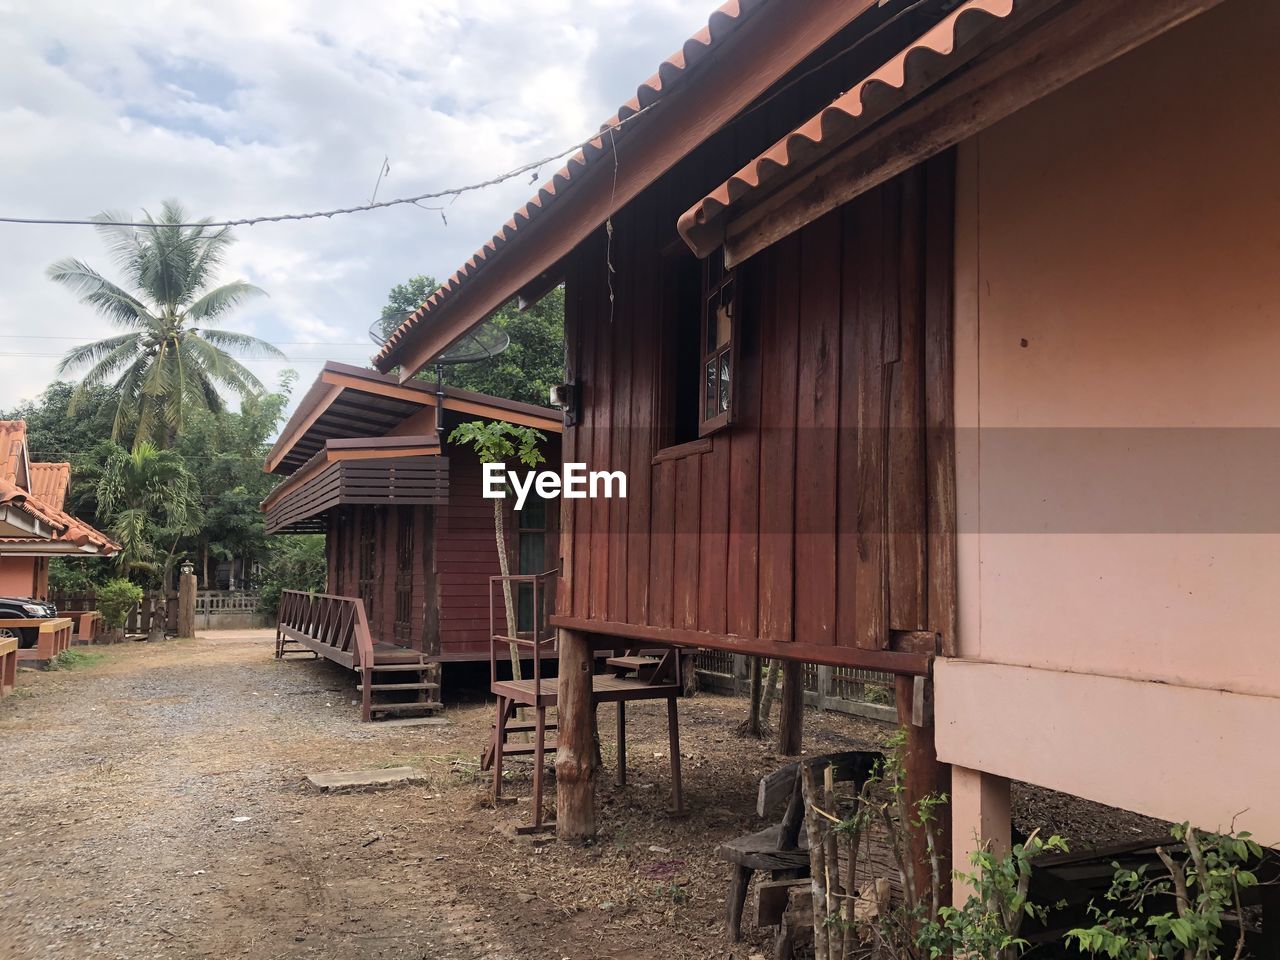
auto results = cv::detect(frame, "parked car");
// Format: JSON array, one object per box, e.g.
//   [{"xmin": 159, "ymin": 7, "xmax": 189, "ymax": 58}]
[{"xmin": 0, "ymin": 596, "xmax": 57, "ymax": 648}]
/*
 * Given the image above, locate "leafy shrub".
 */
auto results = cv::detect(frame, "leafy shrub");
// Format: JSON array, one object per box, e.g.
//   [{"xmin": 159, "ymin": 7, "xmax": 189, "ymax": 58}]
[
  {"xmin": 97, "ymin": 579, "xmax": 143, "ymax": 630},
  {"xmin": 257, "ymin": 535, "xmax": 326, "ymax": 616},
  {"xmin": 1067, "ymin": 823, "xmax": 1262, "ymax": 959}
]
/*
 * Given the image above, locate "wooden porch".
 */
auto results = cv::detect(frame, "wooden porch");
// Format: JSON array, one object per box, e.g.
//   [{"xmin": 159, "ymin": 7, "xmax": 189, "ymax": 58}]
[{"xmin": 275, "ymin": 589, "xmax": 440, "ymax": 722}]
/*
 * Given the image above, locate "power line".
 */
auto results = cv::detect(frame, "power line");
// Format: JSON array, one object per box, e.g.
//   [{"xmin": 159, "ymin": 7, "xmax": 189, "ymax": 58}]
[
  {"xmin": 0, "ymin": 104, "xmax": 654, "ymax": 230},
  {"xmin": 0, "ymin": 352, "xmax": 370, "ymax": 362},
  {"xmin": 0, "ymin": 334, "xmax": 376, "ymax": 346}
]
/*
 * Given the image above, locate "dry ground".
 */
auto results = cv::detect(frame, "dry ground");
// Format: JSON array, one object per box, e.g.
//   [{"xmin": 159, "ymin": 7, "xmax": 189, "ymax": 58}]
[
  {"xmin": 0, "ymin": 632, "xmax": 893, "ymax": 960},
  {"xmin": 0, "ymin": 633, "xmax": 1161, "ymax": 960}
]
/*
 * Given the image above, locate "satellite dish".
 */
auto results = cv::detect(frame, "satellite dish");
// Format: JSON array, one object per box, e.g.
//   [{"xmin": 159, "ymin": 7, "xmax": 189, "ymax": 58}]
[
  {"xmin": 368, "ymin": 311, "xmax": 509, "ymax": 366},
  {"xmin": 434, "ymin": 324, "xmax": 510, "ymax": 365}
]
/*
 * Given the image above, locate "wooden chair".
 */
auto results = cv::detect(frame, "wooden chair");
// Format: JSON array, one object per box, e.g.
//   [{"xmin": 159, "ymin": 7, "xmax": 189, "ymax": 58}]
[
  {"xmin": 481, "ymin": 572, "xmax": 687, "ymax": 833},
  {"xmin": 718, "ymin": 750, "xmax": 883, "ymax": 942}
]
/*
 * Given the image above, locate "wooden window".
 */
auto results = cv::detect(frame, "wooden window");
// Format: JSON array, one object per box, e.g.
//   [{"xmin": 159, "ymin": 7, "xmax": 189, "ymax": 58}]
[
  {"xmin": 699, "ymin": 248, "xmax": 735, "ymax": 436},
  {"xmin": 357, "ymin": 508, "xmax": 377, "ymax": 617},
  {"xmin": 393, "ymin": 508, "xmax": 415, "ymax": 643},
  {"xmin": 656, "ymin": 246, "xmax": 736, "ymax": 454}
]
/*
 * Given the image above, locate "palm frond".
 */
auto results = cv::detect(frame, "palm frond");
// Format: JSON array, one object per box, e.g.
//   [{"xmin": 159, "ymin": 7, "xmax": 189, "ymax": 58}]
[
  {"xmin": 57, "ymin": 332, "xmax": 142, "ymax": 376},
  {"xmin": 91, "ymin": 212, "xmax": 147, "ymax": 288},
  {"xmin": 191, "ymin": 323, "xmax": 283, "ymax": 359},
  {"xmin": 181, "ymin": 334, "xmax": 267, "ymax": 396},
  {"xmin": 184, "ymin": 282, "xmax": 268, "ymax": 325},
  {"xmin": 47, "ymin": 258, "xmax": 154, "ymax": 328}
]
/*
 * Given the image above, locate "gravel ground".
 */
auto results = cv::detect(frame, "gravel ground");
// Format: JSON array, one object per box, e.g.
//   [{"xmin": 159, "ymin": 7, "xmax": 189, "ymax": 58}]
[
  {"xmin": 0, "ymin": 632, "xmax": 1164, "ymax": 960},
  {"xmin": 0, "ymin": 632, "xmax": 894, "ymax": 960}
]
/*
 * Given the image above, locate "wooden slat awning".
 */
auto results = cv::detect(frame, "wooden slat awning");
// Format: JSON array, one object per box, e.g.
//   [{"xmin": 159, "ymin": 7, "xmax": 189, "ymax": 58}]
[
  {"xmin": 264, "ymin": 362, "xmax": 563, "ymax": 476},
  {"xmin": 265, "ymin": 456, "xmax": 449, "ymax": 534}
]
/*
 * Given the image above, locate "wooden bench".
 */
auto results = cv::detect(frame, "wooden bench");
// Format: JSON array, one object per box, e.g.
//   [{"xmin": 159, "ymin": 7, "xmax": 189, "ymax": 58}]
[
  {"xmin": 3, "ymin": 618, "xmax": 75, "ymax": 665},
  {"xmin": 0, "ymin": 635, "xmax": 16, "ymax": 697},
  {"xmin": 719, "ymin": 750, "xmax": 883, "ymax": 942}
]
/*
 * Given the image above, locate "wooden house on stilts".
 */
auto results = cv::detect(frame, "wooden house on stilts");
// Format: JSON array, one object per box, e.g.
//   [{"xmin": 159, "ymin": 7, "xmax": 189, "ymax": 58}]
[
  {"xmin": 374, "ymin": 0, "xmax": 1278, "ymax": 941},
  {"xmin": 263, "ymin": 363, "xmax": 562, "ymax": 721}
]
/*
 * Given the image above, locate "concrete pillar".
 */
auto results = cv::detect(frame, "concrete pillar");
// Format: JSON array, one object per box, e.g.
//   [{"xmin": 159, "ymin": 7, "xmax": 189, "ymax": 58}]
[
  {"xmin": 177, "ymin": 572, "xmax": 197, "ymax": 639},
  {"xmin": 951, "ymin": 765, "xmax": 1012, "ymax": 905},
  {"xmin": 555, "ymin": 629, "xmax": 598, "ymax": 842}
]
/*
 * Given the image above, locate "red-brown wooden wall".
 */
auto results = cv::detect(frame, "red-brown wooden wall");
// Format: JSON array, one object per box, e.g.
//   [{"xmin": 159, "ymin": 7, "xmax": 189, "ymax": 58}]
[
  {"xmin": 555, "ymin": 145, "xmax": 955, "ymax": 669},
  {"xmin": 326, "ymin": 441, "xmax": 560, "ymax": 661}
]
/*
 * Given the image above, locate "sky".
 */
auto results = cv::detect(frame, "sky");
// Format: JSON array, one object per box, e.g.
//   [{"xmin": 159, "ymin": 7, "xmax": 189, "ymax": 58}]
[{"xmin": 0, "ymin": 0, "xmax": 716, "ymax": 414}]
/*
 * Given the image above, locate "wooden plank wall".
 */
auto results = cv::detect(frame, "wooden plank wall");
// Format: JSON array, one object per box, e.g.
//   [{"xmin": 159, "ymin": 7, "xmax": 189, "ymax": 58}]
[{"xmin": 557, "ymin": 146, "xmax": 955, "ymax": 665}]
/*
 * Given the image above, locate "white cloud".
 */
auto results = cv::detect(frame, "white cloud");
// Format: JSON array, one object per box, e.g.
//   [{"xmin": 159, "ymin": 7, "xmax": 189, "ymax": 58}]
[{"xmin": 0, "ymin": 0, "xmax": 715, "ymax": 411}]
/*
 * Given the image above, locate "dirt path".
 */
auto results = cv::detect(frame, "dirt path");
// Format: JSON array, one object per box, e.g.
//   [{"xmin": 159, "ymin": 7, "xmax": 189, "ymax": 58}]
[{"xmin": 0, "ymin": 633, "xmax": 892, "ymax": 960}]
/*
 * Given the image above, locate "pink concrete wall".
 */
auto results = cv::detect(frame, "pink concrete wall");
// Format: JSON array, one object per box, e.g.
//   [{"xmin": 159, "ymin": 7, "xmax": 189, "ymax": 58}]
[
  {"xmin": 0, "ymin": 557, "xmax": 40, "ymax": 598},
  {"xmin": 944, "ymin": 0, "xmax": 1280, "ymax": 844}
]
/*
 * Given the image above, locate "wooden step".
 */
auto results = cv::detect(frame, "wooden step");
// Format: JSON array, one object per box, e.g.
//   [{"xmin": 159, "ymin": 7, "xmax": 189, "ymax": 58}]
[
  {"xmin": 494, "ymin": 719, "xmax": 558, "ymax": 734},
  {"xmin": 606, "ymin": 656, "xmax": 660, "ymax": 670},
  {"xmin": 359, "ymin": 662, "xmax": 430, "ymax": 672},
  {"xmin": 370, "ymin": 681, "xmax": 441, "ymax": 692},
  {"xmin": 498, "ymin": 740, "xmax": 559, "ymax": 756},
  {"xmin": 370, "ymin": 701, "xmax": 444, "ymax": 714}
]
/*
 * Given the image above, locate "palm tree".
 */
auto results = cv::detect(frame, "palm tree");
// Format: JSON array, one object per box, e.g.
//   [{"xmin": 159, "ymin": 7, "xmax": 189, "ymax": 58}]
[
  {"xmin": 49, "ymin": 201, "xmax": 285, "ymax": 448},
  {"xmin": 97, "ymin": 442, "xmax": 200, "ymax": 578}
]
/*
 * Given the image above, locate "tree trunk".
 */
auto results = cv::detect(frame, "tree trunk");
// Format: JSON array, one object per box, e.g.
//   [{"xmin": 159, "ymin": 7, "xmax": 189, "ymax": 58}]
[
  {"xmin": 778, "ymin": 660, "xmax": 804, "ymax": 756},
  {"xmin": 492, "ymin": 498, "xmax": 522, "ymax": 682},
  {"xmin": 146, "ymin": 590, "xmax": 165, "ymax": 643},
  {"xmin": 555, "ymin": 628, "xmax": 598, "ymax": 842},
  {"xmin": 738, "ymin": 656, "xmax": 767, "ymax": 738},
  {"xmin": 760, "ymin": 658, "xmax": 781, "ymax": 720}
]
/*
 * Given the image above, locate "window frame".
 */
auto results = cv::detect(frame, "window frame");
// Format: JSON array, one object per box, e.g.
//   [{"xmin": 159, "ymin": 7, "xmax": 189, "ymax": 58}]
[{"xmin": 698, "ymin": 250, "xmax": 736, "ymax": 437}]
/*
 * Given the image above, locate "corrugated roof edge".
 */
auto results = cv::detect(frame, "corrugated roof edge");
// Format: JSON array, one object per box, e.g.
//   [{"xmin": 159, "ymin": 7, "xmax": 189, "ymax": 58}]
[
  {"xmin": 677, "ymin": 0, "xmax": 1019, "ymax": 256},
  {"xmin": 372, "ymin": 0, "xmax": 767, "ymax": 373}
]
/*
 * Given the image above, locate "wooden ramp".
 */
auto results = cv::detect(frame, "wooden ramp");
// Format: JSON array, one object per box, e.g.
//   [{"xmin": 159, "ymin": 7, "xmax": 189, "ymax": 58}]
[{"xmin": 275, "ymin": 590, "xmax": 440, "ymax": 722}]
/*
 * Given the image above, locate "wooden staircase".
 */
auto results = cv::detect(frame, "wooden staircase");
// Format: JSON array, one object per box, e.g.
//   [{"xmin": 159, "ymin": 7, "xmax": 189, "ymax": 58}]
[
  {"xmin": 275, "ymin": 590, "xmax": 442, "ymax": 722},
  {"xmin": 358, "ymin": 651, "xmax": 442, "ymax": 721}
]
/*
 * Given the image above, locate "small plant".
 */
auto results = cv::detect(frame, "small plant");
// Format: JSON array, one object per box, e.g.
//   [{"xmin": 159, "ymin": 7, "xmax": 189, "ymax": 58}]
[
  {"xmin": 47, "ymin": 648, "xmax": 105, "ymax": 671},
  {"xmin": 917, "ymin": 829, "xmax": 1067, "ymax": 960},
  {"xmin": 807, "ymin": 730, "xmax": 1063, "ymax": 960},
  {"xmin": 98, "ymin": 578, "xmax": 143, "ymax": 640},
  {"xmin": 1066, "ymin": 823, "xmax": 1262, "ymax": 960}
]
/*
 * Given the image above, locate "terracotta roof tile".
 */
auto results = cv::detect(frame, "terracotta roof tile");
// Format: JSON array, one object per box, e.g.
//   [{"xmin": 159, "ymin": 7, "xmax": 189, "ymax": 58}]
[
  {"xmin": 372, "ymin": 0, "xmax": 766, "ymax": 371},
  {"xmin": 0, "ymin": 420, "xmax": 29, "ymax": 486},
  {"xmin": 0, "ymin": 475, "xmax": 60, "ymax": 531},
  {"xmin": 0, "ymin": 422, "xmax": 118, "ymax": 554},
  {"xmin": 28, "ymin": 462, "xmax": 71, "ymax": 513},
  {"xmin": 678, "ymin": 0, "xmax": 1019, "ymax": 255}
]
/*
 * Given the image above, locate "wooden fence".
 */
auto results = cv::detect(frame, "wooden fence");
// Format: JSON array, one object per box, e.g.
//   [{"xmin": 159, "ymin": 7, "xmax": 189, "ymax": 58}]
[
  {"xmin": 49, "ymin": 590, "xmax": 269, "ymax": 634},
  {"xmin": 694, "ymin": 650, "xmax": 898, "ymax": 723},
  {"xmin": 50, "ymin": 591, "xmax": 177, "ymax": 636}
]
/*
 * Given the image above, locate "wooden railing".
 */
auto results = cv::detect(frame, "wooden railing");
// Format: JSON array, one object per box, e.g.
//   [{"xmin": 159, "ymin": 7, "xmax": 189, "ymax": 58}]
[
  {"xmin": 276, "ymin": 590, "xmax": 377, "ymax": 719},
  {"xmin": 1, "ymin": 617, "xmax": 75, "ymax": 664},
  {"xmin": 489, "ymin": 571, "xmax": 559, "ymax": 701}
]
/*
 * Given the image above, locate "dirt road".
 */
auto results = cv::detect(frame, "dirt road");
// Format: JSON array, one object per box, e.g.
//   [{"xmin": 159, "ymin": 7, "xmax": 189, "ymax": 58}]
[{"xmin": 0, "ymin": 633, "xmax": 888, "ymax": 960}]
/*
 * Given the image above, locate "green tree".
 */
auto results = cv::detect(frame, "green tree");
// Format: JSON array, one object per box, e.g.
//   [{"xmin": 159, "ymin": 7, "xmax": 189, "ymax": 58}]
[
  {"xmin": 257, "ymin": 535, "xmax": 327, "ymax": 616},
  {"xmin": 97, "ymin": 442, "xmax": 200, "ymax": 582},
  {"xmin": 447, "ymin": 420, "xmax": 546, "ymax": 682},
  {"xmin": 379, "ymin": 275, "xmax": 564, "ymax": 406},
  {"xmin": 173, "ymin": 373, "xmax": 296, "ymax": 587},
  {"xmin": 49, "ymin": 200, "xmax": 284, "ymax": 448}
]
